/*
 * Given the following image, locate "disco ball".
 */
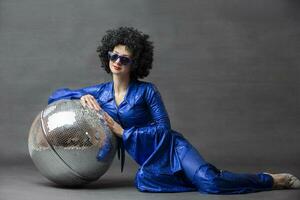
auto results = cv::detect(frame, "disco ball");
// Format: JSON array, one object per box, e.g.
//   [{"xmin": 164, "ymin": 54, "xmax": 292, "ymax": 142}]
[{"xmin": 28, "ymin": 99, "xmax": 117, "ymax": 186}]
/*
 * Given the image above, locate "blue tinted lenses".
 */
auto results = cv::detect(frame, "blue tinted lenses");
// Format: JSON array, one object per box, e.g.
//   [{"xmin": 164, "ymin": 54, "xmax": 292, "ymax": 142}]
[{"xmin": 108, "ymin": 51, "xmax": 132, "ymax": 66}]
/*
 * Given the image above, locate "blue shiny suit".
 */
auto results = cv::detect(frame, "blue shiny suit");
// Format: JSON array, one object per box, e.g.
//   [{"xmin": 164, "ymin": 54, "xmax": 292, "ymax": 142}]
[{"xmin": 48, "ymin": 79, "xmax": 274, "ymax": 194}]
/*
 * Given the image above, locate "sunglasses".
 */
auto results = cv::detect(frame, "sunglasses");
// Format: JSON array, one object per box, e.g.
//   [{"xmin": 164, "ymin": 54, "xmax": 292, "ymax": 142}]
[{"xmin": 108, "ymin": 51, "xmax": 132, "ymax": 66}]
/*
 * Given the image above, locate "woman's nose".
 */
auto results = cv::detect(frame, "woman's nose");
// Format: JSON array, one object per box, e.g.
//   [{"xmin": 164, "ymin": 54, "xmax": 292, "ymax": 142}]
[{"xmin": 114, "ymin": 58, "xmax": 121, "ymax": 65}]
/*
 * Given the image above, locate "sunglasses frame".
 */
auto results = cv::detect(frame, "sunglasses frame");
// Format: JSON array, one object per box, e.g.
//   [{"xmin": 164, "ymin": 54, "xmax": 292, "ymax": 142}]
[{"xmin": 108, "ymin": 51, "xmax": 132, "ymax": 66}]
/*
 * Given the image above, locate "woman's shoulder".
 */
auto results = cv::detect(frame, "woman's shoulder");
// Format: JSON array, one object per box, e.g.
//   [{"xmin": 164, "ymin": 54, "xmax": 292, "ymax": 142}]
[
  {"xmin": 134, "ymin": 80, "xmax": 160, "ymax": 98},
  {"xmin": 135, "ymin": 80, "xmax": 158, "ymax": 91}
]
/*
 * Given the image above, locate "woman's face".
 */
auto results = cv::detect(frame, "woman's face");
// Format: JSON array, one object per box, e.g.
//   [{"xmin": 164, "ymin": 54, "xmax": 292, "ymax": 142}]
[{"xmin": 109, "ymin": 45, "xmax": 132, "ymax": 78}]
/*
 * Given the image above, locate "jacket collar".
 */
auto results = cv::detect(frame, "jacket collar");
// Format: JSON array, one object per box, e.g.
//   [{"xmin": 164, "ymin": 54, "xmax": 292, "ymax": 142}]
[{"xmin": 106, "ymin": 79, "xmax": 137, "ymax": 107}]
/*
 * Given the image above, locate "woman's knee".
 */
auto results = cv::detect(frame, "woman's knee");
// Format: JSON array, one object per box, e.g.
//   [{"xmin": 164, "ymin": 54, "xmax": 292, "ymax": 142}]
[{"xmin": 192, "ymin": 164, "xmax": 224, "ymax": 194}]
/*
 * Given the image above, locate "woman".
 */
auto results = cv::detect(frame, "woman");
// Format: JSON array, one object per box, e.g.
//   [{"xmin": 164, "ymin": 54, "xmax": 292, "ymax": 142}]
[{"xmin": 48, "ymin": 27, "xmax": 300, "ymax": 194}]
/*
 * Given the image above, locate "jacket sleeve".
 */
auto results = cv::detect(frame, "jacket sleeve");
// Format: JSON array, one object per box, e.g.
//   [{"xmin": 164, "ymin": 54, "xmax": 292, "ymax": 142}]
[
  {"xmin": 48, "ymin": 83, "xmax": 104, "ymax": 104},
  {"xmin": 122, "ymin": 83, "xmax": 172, "ymax": 166}
]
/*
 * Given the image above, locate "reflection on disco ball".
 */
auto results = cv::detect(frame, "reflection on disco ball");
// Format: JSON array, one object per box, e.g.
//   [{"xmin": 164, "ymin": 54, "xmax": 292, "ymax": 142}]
[{"xmin": 28, "ymin": 99, "xmax": 117, "ymax": 186}]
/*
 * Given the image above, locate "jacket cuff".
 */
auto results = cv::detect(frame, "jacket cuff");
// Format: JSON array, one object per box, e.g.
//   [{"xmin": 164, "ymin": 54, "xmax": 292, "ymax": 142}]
[{"xmin": 122, "ymin": 127, "xmax": 135, "ymax": 143}]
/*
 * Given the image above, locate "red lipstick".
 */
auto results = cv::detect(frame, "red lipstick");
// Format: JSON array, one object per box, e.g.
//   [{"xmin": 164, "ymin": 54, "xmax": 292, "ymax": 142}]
[{"xmin": 113, "ymin": 65, "xmax": 121, "ymax": 70}]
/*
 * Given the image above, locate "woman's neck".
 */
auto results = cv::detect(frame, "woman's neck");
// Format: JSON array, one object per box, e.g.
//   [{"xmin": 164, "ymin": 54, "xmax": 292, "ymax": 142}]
[{"xmin": 112, "ymin": 75, "xmax": 131, "ymax": 94}]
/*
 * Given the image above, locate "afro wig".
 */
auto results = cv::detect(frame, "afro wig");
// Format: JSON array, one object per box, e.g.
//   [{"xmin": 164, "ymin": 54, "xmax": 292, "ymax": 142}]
[{"xmin": 96, "ymin": 27, "xmax": 154, "ymax": 80}]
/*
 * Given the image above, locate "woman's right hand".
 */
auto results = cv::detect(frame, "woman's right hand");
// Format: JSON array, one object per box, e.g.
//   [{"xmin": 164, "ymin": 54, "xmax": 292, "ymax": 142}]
[{"xmin": 80, "ymin": 94, "xmax": 101, "ymax": 111}]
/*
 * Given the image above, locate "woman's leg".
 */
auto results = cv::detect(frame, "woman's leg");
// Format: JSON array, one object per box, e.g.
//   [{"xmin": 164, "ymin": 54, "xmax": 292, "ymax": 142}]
[{"xmin": 178, "ymin": 144, "xmax": 274, "ymax": 194}]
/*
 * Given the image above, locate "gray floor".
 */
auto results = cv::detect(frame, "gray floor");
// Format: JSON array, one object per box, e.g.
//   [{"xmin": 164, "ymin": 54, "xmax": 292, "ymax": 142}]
[{"xmin": 1, "ymin": 156, "xmax": 300, "ymax": 200}]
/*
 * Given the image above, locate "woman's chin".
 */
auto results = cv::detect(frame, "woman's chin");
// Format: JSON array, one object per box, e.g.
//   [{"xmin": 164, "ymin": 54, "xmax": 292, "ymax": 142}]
[
  {"xmin": 112, "ymin": 71, "xmax": 122, "ymax": 75},
  {"xmin": 111, "ymin": 71, "xmax": 128, "ymax": 77}
]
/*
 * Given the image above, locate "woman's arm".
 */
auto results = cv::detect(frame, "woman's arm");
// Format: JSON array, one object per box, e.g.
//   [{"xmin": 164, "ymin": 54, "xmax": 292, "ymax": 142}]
[
  {"xmin": 47, "ymin": 83, "xmax": 104, "ymax": 104},
  {"xmin": 122, "ymin": 83, "xmax": 172, "ymax": 165}
]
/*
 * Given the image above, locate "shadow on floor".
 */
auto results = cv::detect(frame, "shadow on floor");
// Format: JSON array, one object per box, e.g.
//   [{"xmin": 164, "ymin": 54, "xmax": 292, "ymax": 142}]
[{"xmin": 34, "ymin": 178, "xmax": 135, "ymax": 190}]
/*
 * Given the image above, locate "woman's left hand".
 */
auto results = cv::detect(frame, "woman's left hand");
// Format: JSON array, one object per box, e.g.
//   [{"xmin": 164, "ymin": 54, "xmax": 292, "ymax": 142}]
[{"xmin": 103, "ymin": 112, "xmax": 124, "ymax": 137}]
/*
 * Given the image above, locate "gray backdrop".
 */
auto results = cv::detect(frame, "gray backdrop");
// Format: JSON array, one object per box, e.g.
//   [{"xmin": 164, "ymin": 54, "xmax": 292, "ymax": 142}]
[{"xmin": 0, "ymin": 0, "xmax": 299, "ymax": 200}]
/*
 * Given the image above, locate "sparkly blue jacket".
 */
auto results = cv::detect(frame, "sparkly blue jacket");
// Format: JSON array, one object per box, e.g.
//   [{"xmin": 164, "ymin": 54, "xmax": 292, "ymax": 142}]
[{"xmin": 48, "ymin": 79, "xmax": 196, "ymax": 192}]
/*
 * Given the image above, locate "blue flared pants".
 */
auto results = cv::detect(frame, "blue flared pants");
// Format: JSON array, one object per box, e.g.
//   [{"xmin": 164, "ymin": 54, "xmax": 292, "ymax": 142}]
[{"xmin": 178, "ymin": 144, "xmax": 274, "ymax": 194}]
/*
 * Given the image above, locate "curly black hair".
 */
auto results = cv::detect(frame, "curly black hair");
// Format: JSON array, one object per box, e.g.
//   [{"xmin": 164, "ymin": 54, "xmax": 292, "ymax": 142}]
[{"xmin": 96, "ymin": 27, "xmax": 154, "ymax": 80}]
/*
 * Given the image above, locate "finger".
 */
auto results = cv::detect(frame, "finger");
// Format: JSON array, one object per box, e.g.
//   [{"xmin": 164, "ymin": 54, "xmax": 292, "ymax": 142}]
[
  {"xmin": 104, "ymin": 112, "xmax": 113, "ymax": 121},
  {"xmin": 103, "ymin": 113, "xmax": 109, "ymax": 122},
  {"xmin": 90, "ymin": 99, "xmax": 101, "ymax": 111},
  {"xmin": 80, "ymin": 98, "xmax": 86, "ymax": 107},
  {"xmin": 85, "ymin": 98, "xmax": 95, "ymax": 110},
  {"xmin": 80, "ymin": 95, "xmax": 89, "ymax": 106},
  {"xmin": 104, "ymin": 113, "xmax": 114, "ymax": 125},
  {"xmin": 104, "ymin": 115, "xmax": 113, "ymax": 125},
  {"xmin": 85, "ymin": 95, "xmax": 101, "ymax": 111},
  {"xmin": 85, "ymin": 96, "xmax": 99, "ymax": 110},
  {"xmin": 91, "ymin": 97, "xmax": 101, "ymax": 110},
  {"xmin": 106, "ymin": 121, "xmax": 114, "ymax": 130},
  {"xmin": 103, "ymin": 112, "xmax": 111, "ymax": 121}
]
